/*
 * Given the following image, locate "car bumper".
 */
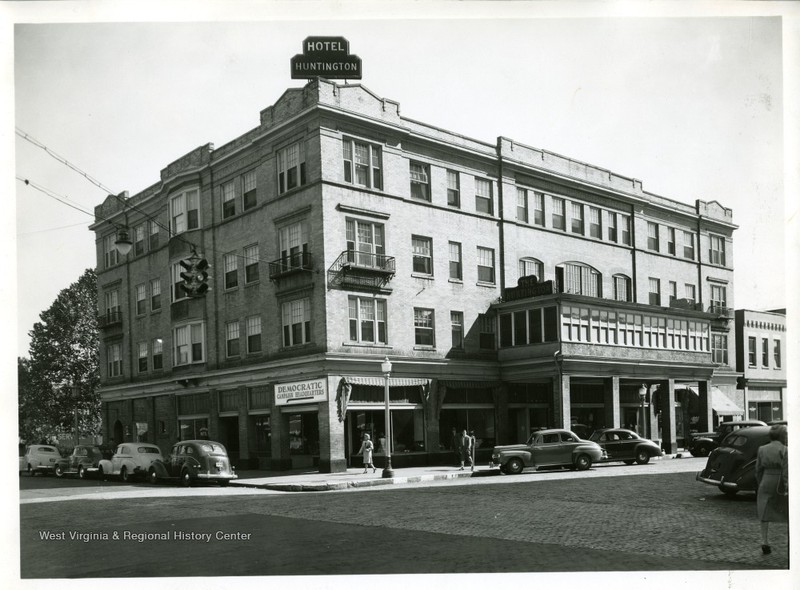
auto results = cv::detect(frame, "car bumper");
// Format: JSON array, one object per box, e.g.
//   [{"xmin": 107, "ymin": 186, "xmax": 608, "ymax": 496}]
[
  {"xmin": 696, "ymin": 471, "xmax": 739, "ymax": 492},
  {"xmin": 195, "ymin": 472, "xmax": 238, "ymax": 480}
]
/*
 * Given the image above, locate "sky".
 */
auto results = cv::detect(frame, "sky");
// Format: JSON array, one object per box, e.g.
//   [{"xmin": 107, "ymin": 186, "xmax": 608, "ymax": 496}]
[{"xmin": 3, "ymin": 2, "xmax": 800, "ymax": 589}]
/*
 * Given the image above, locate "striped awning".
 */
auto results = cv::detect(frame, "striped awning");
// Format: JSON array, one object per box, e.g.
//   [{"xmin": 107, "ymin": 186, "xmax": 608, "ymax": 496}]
[
  {"xmin": 712, "ymin": 387, "xmax": 744, "ymax": 416},
  {"xmin": 439, "ymin": 380, "xmax": 502, "ymax": 389},
  {"xmin": 342, "ymin": 376, "xmax": 428, "ymax": 387}
]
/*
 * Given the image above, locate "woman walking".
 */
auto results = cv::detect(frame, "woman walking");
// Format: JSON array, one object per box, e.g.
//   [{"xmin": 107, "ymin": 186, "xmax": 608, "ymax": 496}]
[
  {"xmin": 755, "ymin": 424, "xmax": 788, "ymax": 554},
  {"xmin": 355, "ymin": 433, "xmax": 376, "ymax": 474}
]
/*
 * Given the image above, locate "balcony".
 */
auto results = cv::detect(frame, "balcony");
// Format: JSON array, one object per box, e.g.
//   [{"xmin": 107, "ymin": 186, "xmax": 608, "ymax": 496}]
[
  {"xmin": 327, "ymin": 249, "xmax": 396, "ymax": 290},
  {"xmin": 708, "ymin": 304, "xmax": 733, "ymax": 317},
  {"xmin": 97, "ymin": 309, "xmax": 123, "ymax": 329},
  {"xmin": 269, "ymin": 252, "xmax": 314, "ymax": 281}
]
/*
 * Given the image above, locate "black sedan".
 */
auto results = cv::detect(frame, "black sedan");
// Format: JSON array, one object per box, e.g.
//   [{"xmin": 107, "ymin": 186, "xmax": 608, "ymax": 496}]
[
  {"xmin": 589, "ymin": 428, "xmax": 663, "ymax": 465},
  {"xmin": 696, "ymin": 425, "xmax": 772, "ymax": 495}
]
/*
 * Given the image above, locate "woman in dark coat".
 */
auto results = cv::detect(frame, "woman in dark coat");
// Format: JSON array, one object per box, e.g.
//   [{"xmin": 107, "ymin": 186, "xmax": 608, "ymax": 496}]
[{"xmin": 755, "ymin": 424, "xmax": 788, "ymax": 554}]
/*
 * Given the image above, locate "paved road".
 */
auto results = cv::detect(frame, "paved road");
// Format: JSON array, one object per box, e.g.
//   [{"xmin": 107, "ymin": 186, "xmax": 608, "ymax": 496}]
[{"xmin": 18, "ymin": 458, "xmax": 790, "ymax": 580}]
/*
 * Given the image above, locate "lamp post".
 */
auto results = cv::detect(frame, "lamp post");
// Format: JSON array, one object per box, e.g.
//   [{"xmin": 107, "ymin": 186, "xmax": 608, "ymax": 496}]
[
  {"xmin": 638, "ymin": 384, "xmax": 648, "ymax": 438},
  {"xmin": 381, "ymin": 356, "xmax": 394, "ymax": 478}
]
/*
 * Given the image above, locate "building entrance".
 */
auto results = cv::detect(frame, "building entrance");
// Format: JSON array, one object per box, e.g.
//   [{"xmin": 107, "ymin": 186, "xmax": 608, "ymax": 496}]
[{"xmin": 219, "ymin": 416, "xmax": 240, "ymax": 464}]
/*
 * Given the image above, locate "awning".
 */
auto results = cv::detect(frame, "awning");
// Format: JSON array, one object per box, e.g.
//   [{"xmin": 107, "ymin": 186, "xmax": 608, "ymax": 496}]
[
  {"xmin": 712, "ymin": 387, "xmax": 744, "ymax": 416},
  {"xmin": 439, "ymin": 380, "xmax": 503, "ymax": 389},
  {"xmin": 342, "ymin": 376, "xmax": 428, "ymax": 387}
]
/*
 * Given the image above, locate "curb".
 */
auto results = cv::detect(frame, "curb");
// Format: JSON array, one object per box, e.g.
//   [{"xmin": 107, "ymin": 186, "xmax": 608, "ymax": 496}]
[{"xmin": 230, "ymin": 469, "xmax": 480, "ymax": 492}]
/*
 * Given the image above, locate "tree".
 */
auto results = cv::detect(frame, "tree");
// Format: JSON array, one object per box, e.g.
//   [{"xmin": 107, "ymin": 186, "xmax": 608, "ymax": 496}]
[{"xmin": 19, "ymin": 269, "xmax": 100, "ymax": 443}]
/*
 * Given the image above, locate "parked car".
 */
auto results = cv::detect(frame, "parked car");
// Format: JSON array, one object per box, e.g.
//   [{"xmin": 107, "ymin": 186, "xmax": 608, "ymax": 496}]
[
  {"xmin": 491, "ymin": 428, "xmax": 607, "ymax": 474},
  {"xmin": 589, "ymin": 428, "xmax": 663, "ymax": 465},
  {"xmin": 18, "ymin": 444, "xmax": 27, "ymax": 473},
  {"xmin": 686, "ymin": 419, "xmax": 767, "ymax": 457},
  {"xmin": 147, "ymin": 440, "xmax": 237, "ymax": 487},
  {"xmin": 98, "ymin": 443, "xmax": 164, "ymax": 482},
  {"xmin": 54, "ymin": 445, "xmax": 104, "ymax": 479},
  {"xmin": 696, "ymin": 425, "xmax": 775, "ymax": 496},
  {"xmin": 22, "ymin": 445, "xmax": 62, "ymax": 475}
]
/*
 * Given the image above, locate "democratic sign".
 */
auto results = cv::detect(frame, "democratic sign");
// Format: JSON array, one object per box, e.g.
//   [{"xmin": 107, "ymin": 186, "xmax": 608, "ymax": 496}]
[
  {"xmin": 275, "ymin": 379, "xmax": 328, "ymax": 406},
  {"xmin": 291, "ymin": 36, "xmax": 362, "ymax": 80}
]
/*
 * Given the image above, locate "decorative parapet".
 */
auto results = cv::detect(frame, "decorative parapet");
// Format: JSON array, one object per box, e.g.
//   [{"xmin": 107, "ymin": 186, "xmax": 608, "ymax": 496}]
[{"xmin": 160, "ymin": 143, "xmax": 214, "ymax": 182}]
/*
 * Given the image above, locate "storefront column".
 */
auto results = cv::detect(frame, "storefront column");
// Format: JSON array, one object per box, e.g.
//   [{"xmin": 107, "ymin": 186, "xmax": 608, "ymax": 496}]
[
  {"xmin": 697, "ymin": 380, "xmax": 713, "ymax": 433},
  {"xmin": 270, "ymin": 386, "xmax": 292, "ymax": 470},
  {"xmin": 318, "ymin": 376, "xmax": 346, "ymax": 473},
  {"xmin": 236, "ymin": 386, "xmax": 250, "ymax": 465},
  {"xmin": 660, "ymin": 379, "xmax": 677, "ymax": 454},
  {"xmin": 648, "ymin": 385, "xmax": 659, "ymax": 443},
  {"xmin": 493, "ymin": 384, "xmax": 509, "ymax": 445},
  {"xmin": 208, "ymin": 389, "xmax": 220, "ymax": 441},
  {"xmin": 553, "ymin": 374, "xmax": 571, "ymax": 429},
  {"xmin": 603, "ymin": 376, "xmax": 620, "ymax": 429},
  {"xmin": 423, "ymin": 380, "xmax": 441, "ymax": 454}
]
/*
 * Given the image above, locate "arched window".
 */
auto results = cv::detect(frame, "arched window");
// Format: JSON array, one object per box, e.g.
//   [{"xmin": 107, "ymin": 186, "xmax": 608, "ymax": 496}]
[
  {"xmin": 555, "ymin": 262, "xmax": 602, "ymax": 297},
  {"xmin": 612, "ymin": 274, "xmax": 632, "ymax": 302},
  {"xmin": 518, "ymin": 257, "xmax": 544, "ymax": 282}
]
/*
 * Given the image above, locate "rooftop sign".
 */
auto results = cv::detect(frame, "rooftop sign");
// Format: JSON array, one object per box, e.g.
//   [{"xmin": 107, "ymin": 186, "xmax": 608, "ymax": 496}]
[{"xmin": 291, "ymin": 36, "xmax": 362, "ymax": 80}]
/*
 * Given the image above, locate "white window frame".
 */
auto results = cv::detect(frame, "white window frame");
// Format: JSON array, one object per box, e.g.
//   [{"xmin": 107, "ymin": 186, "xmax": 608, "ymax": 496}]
[
  {"xmin": 107, "ymin": 343, "xmax": 122, "ymax": 377},
  {"xmin": 709, "ymin": 234, "xmax": 727, "ymax": 266},
  {"xmin": 448, "ymin": 241, "xmax": 462, "ymax": 281},
  {"xmin": 451, "ymin": 311, "xmax": 464, "ymax": 350},
  {"xmin": 282, "ymin": 298, "xmax": 311, "ymax": 347},
  {"xmin": 243, "ymin": 169, "xmax": 257, "ymax": 210},
  {"xmin": 409, "ymin": 161, "xmax": 431, "ymax": 201},
  {"xmin": 221, "ymin": 180, "xmax": 236, "ymax": 219},
  {"xmin": 223, "ymin": 253, "xmax": 239, "ymax": 290},
  {"xmin": 477, "ymin": 246, "xmax": 495, "ymax": 284},
  {"xmin": 588, "ymin": 206, "xmax": 601, "ymax": 238},
  {"xmin": 226, "ymin": 321, "xmax": 240, "ymax": 358},
  {"xmin": 104, "ymin": 235, "xmax": 119, "ymax": 268},
  {"xmin": 447, "ymin": 170, "xmax": 460, "ymax": 207},
  {"xmin": 571, "ymin": 202, "xmax": 584, "ymax": 234},
  {"xmin": 174, "ymin": 321, "xmax": 206, "ymax": 366},
  {"xmin": 150, "ymin": 278, "xmax": 161, "ymax": 311},
  {"xmin": 683, "ymin": 231, "xmax": 695, "ymax": 260},
  {"xmin": 475, "ymin": 177, "xmax": 493, "ymax": 214},
  {"xmin": 170, "ymin": 187, "xmax": 200, "ymax": 235},
  {"xmin": 152, "ymin": 338, "xmax": 163, "ymax": 370},
  {"xmin": 348, "ymin": 297, "xmax": 388, "ymax": 344},
  {"xmin": 412, "ymin": 235, "xmax": 433, "ymax": 276},
  {"xmin": 246, "ymin": 315, "xmax": 262, "ymax": 353},
  {"xmin": 279, "ymin": 221, "xmax": 309, "ymax": 270},
  {"xmin": 244, "ymin": 244, "xmax": 260, "ymax": 284},
  {"xmin": 414, "ymin": 308, "xmax": 435, "ymax": 347},
  {"xmin": 552, "ymin": 197, "xmax": 566, "ymax": 230},
  {"xmin": 137, "ymin": 342, "xmax": 148, "ymax": 373},
  {"xmin": 647, "ymin": 222, "xmax": 659, "ymax": 251},
  {"xmin": 342, "ymin": 138, "xmax": 382, "ymax": 189},
  {"xmin": 346, "ymin": 218, "xmax": 385, "ymax": 268},
  {"xmin": 278, "ymin": 142, "xmax": 307, "ymax": 194},
  {"xmin": 135, "ymin": 283, "xmax": 146, "ymax": 316},
  {"xmin": 516, "ymin": 188, "xmax": 529, "ymax": 223},
  {"xmin": 519, "ymin": 257, "xmax": 543, "ymax": 282}
]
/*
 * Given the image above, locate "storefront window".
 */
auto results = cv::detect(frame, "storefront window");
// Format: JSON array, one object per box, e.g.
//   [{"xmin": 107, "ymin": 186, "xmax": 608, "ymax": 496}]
[
  {"xmin": 349, "ymin": 409, "xmax": 424, "ymax": 455},
  {"xmin": 251, "ymin": 415, "xmax": 271, "ymax": 455},
  {"xmin": 439, "ymin": 409, "xmax": 495, "ymax": 449},
  {"xmin": 288, "ymin": 413, "xmax": 319, "ymax": 456},
  {"xmin": 179, "ymin": 417, "xmax": 208, "ymax": 440}
]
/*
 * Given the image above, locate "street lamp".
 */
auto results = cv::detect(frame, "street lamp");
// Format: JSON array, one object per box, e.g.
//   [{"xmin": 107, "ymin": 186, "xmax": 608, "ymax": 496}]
[
  {"xmin": 381, "ymin": 356, "xmax": 394, "ymax": 478},
  {"xmin": 638, "ymin": 384, "xmax": 648, "ymax": 438}
]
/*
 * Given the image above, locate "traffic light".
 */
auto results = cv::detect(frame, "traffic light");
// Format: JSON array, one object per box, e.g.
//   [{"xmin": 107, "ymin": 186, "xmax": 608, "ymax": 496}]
[{"xmin": 179, "ymin": 252, "xmax": 211, "ymax": 297}]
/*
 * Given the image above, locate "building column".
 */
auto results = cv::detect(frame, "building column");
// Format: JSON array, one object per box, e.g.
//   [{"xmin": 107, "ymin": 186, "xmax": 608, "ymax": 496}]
[
  {"xmin": 236, "ymin": 386, "xmax": 250, "ymax": 465},
  {"xmin": 553, "ymin": 374, "xmax": 571, "ymax": 429},
  {"xmin": 208, "ymin": 389, "xmax": 219, "ymax": 440},
  {"xmin": 660, "ymin": 379, "xmax": 678, "ymax": 455},
  {"xmin": 493, "ymin": 384, "xmax": 509, "ymax": 445},
  {"xmin": 698, "ymin": 380, "xmax": 713, "ymax": 432},
  {"xmin": 648, "ymin": 385, "xmax": 659, "ymax": 443},
  {"xmin": 318, "ymin": 376, "xmax": 346, "ymax": 473},
  {"xmin": 269, "ymin": 385, "xmax": 292, "ymax": 470},
  {"xmin": 423, "ymin": 380, "xmax": 441, "ymax": 454},
  {"xmin": 603, "ymin": 376, "xmax": 620, "ymax": 429}
]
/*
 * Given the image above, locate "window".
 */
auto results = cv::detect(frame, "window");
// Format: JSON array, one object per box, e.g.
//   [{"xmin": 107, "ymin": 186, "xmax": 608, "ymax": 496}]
[
  {"xmin": 558, "ymin": 263, "xmax": 601, "ymax": 297},
  {"xmin": 348, "ymin": 297, "xmax": 387, "ymax": 344},
  {"xmin": 668, "ymin": 281, "xmax": 677, "ymax": 304},
  {"xmin": 282, "ymin": 298, "xmax": 311, "ymax": 347},
  {"xmin": 477, "ymin": 247, "xmax": 495, "ymax": 283},
  {"xmin": 709, "ymin": 234, "xmax": 726, "ymax": 266},
  {"xmin": 712, "ymin": 333, "xmax": 728, "ymax": 364},
  {"xmin": 243, "ymin": 170, "xmax": 257, "ymax": 210},
  {"xmin": 519, "ymin": 257, "xmax": 543, "ymax": 282},
  {"xmin": 571, "ymin": 202, "xmax": 584, "ymax": 234},
  {"xmin": 607, "ymin": 212, "xmax": 618, "ymax": 242},
  {"xmin": 107, "ymin": 343, "xmax": 122, "ymax": 377},
  {"xmin": 244, "ymin": 244, "xmax": 260, "ymax": 283},
  {"xmin": 171, "ymin": 263, "xmax": 189, "ymax": 302},
  {"xmin": 447, "ymin": 170, "xmax": 460, "ymax": 207},
  {"xmin": 516, "ymin": 188, "xmax": 528, "ymax": 222},
  {"xmin": 280, "ymin": 221, "xmax": 309, "ymax": 270},
  {"xmin": 620, "ymin": 214, "xmax": 631, "ymax": 245},
  {"xmin": 149, "ymin": 221, "xmax": 159, "ymax": 251},
  {"xmin": 150, "ymin": 278, "xmax": 161, "ymax": 311},
  {"xmin": 552, "ymin": 197, "xmax": 566, "ymax": 230},
  {"xmin": 709, "ymin": 284, "xmax": 727, "ymax": 312},
  {"xmin": 152, "ymin": 338, "xmax": 163, "ymax": 370},
  {"xmin": 247, "ymin": 316, "xmax": 262, "ymax": 353},
  {"xmin": 533, "ymin": 192, "xmax": 545, "ymax": 226},
  {"xmin": 412, "ymin": 236, "xmax": 433, "ymax": 275},
  {"xmin": 647, "ymin": 222, "xmax": 659, "ymax": 251},
  {"xmin": 448, "ymin": 242, "xmax": 462, "ymax": 280},
  {"xmin": 648, "ymin": 277, "xmax": 661, "ymax": 306},
  {"xmin": 223, "ymin": 253, "xmax": 238, "ymax": 290},
  {"xmin": 343, "ymin": 138, "xmax": 382, "ymax": 189},
  {"xmin": 222, "ymin": 181, "xmax": 236, "ymax": 219},
  {"xmin": 683, "ymin": 231, "xmax": 695, "ymax": 259},
  {"xmin": 475, "ymin": 178, "xmax": 493, "ymax": 214},
  {"xmin": 226, "ymin": 321, "xmax": 240, "ymax": 357},
  {"xmin": 138, "ymin": 342, "xmax": 148, "ymax": 373},
  {"xmin": 409, "ymin": 161, "xmax": 430, "ymax": 201},
  {"xmin": 346, "ymin": 219, "xmax": 385, "ymax": 268},
  {"xmin": 174, "ymin": 321, "xmax": 205, "ymax": 365},
  {"xmin": 613, "ymin": 275, "xmax": 631, "ymax": 302},
  {"xmin": 414, "ymin": 308, "xmax": 435, "ymax": 347},
  {"xmin": 451, "ymin": 311, "xmax": 464, "ymax": 350},
  {"xmin": 170, "ymin": 188, "xmax": 200, "ymax": 235},
  {"xmin": 478, "ymin": 313, "xmax": 495, "ymax": 349},
  {"xmin": 589, "ymin": 207, "xmax": 601, "ymax": 238},
  {"xmin": 135, "ymin": 284, "xmax": 146, "ymax": 315},
  {"xmin": 685, "ymin": 284, "xmax": 696, "ymax": 304},
  {"xmin": 774, "ymin": 339, "xmax": 781, "ymax": 368},
  {"xmin": 762, "ymin": 338, "xmax": 769, "ymax": 368},
  {"xmin": 278, "ymin": 142, "xmax": 307, "ymax": 193},
  {"xmin": 104, "ymin": 289, "xmax": 120, "ymax": 319},
  {"xmin": 748, "ymin": 336, "xmax": 757, "ymax": 367},
  {"xmin": 104, "ymin": 235, "xmax": 119, "ymax": 268},
  {"xmin": 134, "ymin": 224, "xmax": 146, "ymax": 256}
]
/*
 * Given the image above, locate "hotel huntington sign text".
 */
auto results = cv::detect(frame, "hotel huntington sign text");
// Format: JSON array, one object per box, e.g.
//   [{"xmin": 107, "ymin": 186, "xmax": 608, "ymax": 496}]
[{"xmin": 291, "ymin": 36, "xmax": 362, "ymax": 80}]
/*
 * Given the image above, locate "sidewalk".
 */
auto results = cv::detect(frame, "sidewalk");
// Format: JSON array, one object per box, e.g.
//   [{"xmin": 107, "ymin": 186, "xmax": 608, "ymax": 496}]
[{"xmin": 230, "ymin": 464, "xmax": 489, "ymax": 492}]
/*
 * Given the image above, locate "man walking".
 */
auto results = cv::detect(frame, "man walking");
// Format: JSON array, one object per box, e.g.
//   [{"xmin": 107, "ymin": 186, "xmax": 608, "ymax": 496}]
[
  {"xmin": 450, "ymin": 427, "xmax": 461, "ymax": 467},
  {"xmin": 459, "ymin": 429, "xmax": 473, "ymax": 471}
]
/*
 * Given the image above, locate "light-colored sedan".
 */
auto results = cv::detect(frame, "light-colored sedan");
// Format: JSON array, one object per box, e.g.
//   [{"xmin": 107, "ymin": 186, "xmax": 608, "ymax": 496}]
[
  {"xmin": 491, "ymin": 428, "xmax": 607, "ymax": 474},
  {"xmin": 22, "ymin": 445, "xmax": 62, "ymax": 475},
  {"xmin": 98, "ymin": 443, "xmax": 164, "ymax": 482}
]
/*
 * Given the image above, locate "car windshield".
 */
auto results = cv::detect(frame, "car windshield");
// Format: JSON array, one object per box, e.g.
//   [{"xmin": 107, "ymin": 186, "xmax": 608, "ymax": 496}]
[
  {"xmin": 138, "ymin": 447, "xmax": 161, "ymax": 454},
  {"xmin": 200, "ymin": 443, "xmax": 226, "ymax": 454}
]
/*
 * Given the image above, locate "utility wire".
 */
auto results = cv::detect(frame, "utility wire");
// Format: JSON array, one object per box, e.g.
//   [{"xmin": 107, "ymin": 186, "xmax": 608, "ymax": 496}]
[{"xmin": 18, "ymin": 221, "xmax": 91, "ymax": 236}]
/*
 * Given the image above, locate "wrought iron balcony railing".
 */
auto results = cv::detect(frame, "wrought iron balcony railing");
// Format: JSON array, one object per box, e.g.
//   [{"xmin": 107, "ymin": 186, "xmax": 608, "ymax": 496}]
[
  {"xmin": 328, "ymin": 250, "xmax": 396, "ymax": 290},
  {"xmin": 268, "ymin": 252, "xmax": 314, "ymax": 280},
  {"xmin": 97, "ymin": 309, "xmax": 123, "ymax": 329}
]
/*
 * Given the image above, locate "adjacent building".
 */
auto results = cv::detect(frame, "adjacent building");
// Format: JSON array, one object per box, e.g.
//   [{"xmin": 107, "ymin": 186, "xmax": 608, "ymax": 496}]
[
  {"xmin": 91, "ymin": 78, "xmax": 740, "ymax": 472},
  {"xmin": 735, "ymin": 309, "xmax": 786, "ymax": 422}
]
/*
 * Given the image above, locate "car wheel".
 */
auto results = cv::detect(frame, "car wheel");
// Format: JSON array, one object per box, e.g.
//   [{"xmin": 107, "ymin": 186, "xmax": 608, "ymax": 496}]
[
  {"xmin": 78, "ymin": 466, "xmax": 86, "ymax": 479},
  {"xmin": 635, "ymin": 449, "xmax": 651, "ymax": 465},
  {"xmin": 719, "ymin": 485, "xmax": 738, "ymax": 497},
  {"xmin": 120, "ymin": 467, "xmax": 130, "ymax": 483},
  {"xmin": 54, "ymin": 464, "xmax": 64, "ymax": 478},
  {"xmin": 696, "ymin": 445, "xmax": 710, "ymax": 457},
  {"xmin": 506, "ymin": 458, "xmax": 524, "ymax": 475},
  {"xmin": 181, "ymin": 470, "xmax": 192, "ymax": 487},
  {"xmin": 574, "ymin": 454, "xmax": 592, "ymax": 471},
  {"xmin": 623, "ymin": 460, "xmax": 635, "ymax": 465},
  {"xmin": 148, "ymin": 469, "xmax": 158, "ymax": 485}
]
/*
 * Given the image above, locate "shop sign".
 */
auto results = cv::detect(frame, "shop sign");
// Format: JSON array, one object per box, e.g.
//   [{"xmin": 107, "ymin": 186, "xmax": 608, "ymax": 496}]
[
  {"xmin": 275, "ymin": 379, "xmax": 328, "ymax": 406},
  {"xmin": 291, "ymin": 36, "xmax": 362, "ymax": 80}
]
